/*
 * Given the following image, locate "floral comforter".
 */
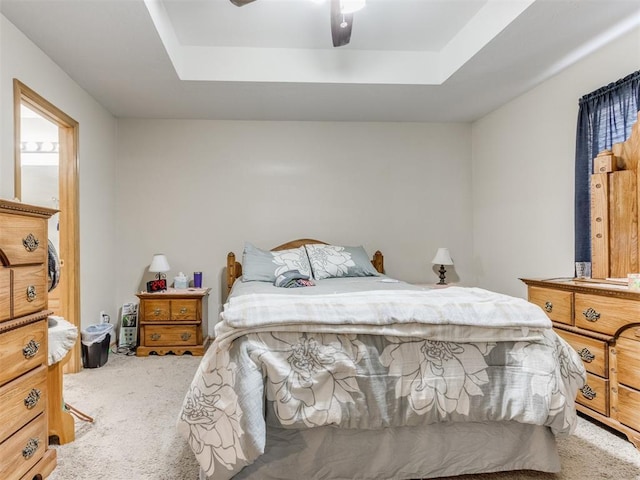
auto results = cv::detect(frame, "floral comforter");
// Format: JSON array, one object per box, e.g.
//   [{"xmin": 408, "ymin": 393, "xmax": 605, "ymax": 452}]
[{"xmin": 177, "ymin": 280, "xmax": 586, "ymax": 480}]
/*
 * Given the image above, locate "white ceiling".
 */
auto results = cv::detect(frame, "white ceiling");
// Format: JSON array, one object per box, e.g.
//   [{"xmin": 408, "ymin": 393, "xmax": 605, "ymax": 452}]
[{"xmin": 2, "ymin": 0, "xmax": 639, "ymax": 122}]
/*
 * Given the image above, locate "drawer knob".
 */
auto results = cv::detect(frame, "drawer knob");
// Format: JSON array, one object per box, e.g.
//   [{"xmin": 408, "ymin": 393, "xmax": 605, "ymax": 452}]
[
  {"xmin": 181, "ymin": 332, "xmax": 192, "ymax": 341},
  {"xmin": 22, "ymin": 233, "xmax": 40, "ymax": 252},
  {"xmin": 580, "ymin": 384, "xmax": 597, "ymax": 401},
  {"xmin": 180, "ymin": 307, "xmax": 188, "ymax": 314},
  {"xmin": 151, "ymin": 333, "xmax": 161, "ymax": 340},
  {"xmin": 544, "ymin": 301, "xmax": 553, "ymax": 312},
  {"xmin": 582, "ymin": 307, "xmax": 600, "ymax": 322},
  {"xmin": 577, "ymin": 347, "xmax": 595, "ymax": 363},
  {"xmin": 22, "ymin": 438, "xmax": 40, "ymax": 459},
  {"xmin": 22, "ymin": 339, "xmax": 40, "ymax": 359},
  {"xmin": 24, "ymin": 388, "xmax": 42, "ymax": 409},
  {"xmin": 154, "ymin": 308, "xmax": 161, "ymax": 316},
  {"xmin": 26, "ymin": 285, "xmax": 37, "ymax": 302}
]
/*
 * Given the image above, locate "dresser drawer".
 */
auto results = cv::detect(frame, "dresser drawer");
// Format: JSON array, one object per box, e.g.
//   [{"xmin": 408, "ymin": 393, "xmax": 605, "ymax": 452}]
[
  {"xmin": 0, "ymin": 213, "xmax": 47, "ymax": 266},
  {"xmin": 528, "ymin": 287, "xmax": 573, "ymax": 325},
  {"xmin": 12, "ymin": 266, "xmax": 47, "ymax": 319},
  {"xmin": 0, "ymin": 366, "xmax": 47, "ymax": 444},
  {"xmin": 617, "ymin": 384, "xmax": 640, "ymax": 432},
  {"xmin": 0, "ymin": 413, "xmax": 47, "ymax": 480},
  {"xmin": 574, "ymin": 293, "xmax": 640, "ymax": 335},
  {"xmin": 615, "ymin": 328, "xmax": 640, "ymax": 391},
  {"xmin": 0, "ymin": 320, "xmax": 47, "ymax": 387},
  {"xmin": 0, "ymin": 269, "xmax": 10, "ymax": 322},
  {"xmin": 171, "ymin": 299, "xmax": 198, "ymax": 321},
  {"xmin": 144, "ymin": 325, "xmax": 197, "ymax": 346},
  {"xmin": 576, "ymin": 372, "xmax": 608, "ymax": 415},
  {"xmin": 555, "ymin": 329, "xmax": 608, "ymax": 377}
]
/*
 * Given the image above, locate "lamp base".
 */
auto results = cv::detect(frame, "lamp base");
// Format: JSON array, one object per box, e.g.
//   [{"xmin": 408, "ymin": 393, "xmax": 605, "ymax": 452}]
[{"xmin": 437, "ymin": 265, "xmax": 447, "ymax": 285}]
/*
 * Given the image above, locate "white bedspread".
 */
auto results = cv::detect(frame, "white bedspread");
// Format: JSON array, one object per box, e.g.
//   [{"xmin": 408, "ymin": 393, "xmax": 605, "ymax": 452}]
[{"xmin": 216, "ymin": 286, "xmax": 552, "ymax": 348}]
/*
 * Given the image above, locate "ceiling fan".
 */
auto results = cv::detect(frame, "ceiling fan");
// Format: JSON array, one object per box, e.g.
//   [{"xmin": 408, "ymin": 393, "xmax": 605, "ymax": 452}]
[{"xmin": 230, "ymin": 0, "xmax": 365, "ymax": 47}]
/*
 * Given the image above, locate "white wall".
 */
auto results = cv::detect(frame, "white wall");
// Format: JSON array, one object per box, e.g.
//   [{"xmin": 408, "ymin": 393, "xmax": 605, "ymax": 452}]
[
  {"xmin": 116, "ymin": 120, "xmax": 473, "ymax": 330},
  {"xmin": 472, "ymin": 25, "xmax": 640, "ymax": 298},
  {"xmin": 0, "ymin": 15, "xmax": 118, "ymax": 329}
]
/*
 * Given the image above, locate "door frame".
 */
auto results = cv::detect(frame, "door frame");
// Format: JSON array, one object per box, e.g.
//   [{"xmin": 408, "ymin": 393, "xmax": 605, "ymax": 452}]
[{"xmin": 14, "ymin": 79, "xmax": 82, "ymax": 373}]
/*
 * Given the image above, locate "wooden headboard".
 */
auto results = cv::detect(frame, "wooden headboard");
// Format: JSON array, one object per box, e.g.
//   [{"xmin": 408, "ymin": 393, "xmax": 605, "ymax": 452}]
[
  {"xmin": 226, "ymin": 239, "xmax": 384, "ymax": 295},
  {"xmin": 590, "ymin": 112, "xmax": 640, "ymax": 278}
]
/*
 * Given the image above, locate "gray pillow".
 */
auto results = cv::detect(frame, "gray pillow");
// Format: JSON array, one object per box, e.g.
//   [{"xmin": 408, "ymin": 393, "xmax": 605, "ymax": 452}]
[
  {"xmin": 242, "ymin": 242, "xmax": 312, "ymax": 282},
  {"xmin": 305, "ymin": 244, "xmax": 379, "ymax": 280}
]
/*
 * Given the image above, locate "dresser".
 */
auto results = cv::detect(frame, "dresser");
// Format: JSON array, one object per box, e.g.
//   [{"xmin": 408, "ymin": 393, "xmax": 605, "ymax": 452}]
[
  {"xmin": 136, "ymin": 288, "xmax": 210, "ymax": 356},
  {"xmin": 522, "ymin": 277, "xmax": 640, "ymax": 448},
  {"xmin": 0, "ymin": 199, "xmax": 57, "ymax": 480}
]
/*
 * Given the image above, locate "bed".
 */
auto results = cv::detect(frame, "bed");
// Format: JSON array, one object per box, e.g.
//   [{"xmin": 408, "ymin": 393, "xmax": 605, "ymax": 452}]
[{"xmin": 177, "ymin": 239, "xmax": 586, "ymax": 480}]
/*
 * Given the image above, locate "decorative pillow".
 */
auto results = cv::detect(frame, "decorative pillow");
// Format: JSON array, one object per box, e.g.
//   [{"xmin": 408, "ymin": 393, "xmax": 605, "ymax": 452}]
[
  {"xmin": 242, "ymin": 242, "xmax": 312, "ymax": 282},
  {"xmin": 305, "ymin": 244, "xmax": 379, "ymax": 280}
]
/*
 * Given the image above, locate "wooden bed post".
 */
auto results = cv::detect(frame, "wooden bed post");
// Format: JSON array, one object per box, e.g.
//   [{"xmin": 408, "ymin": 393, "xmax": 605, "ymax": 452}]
[
  {"xmin": 227, "ymin": 252, "xmax": 241, "ymax": 295},
  {"xmin": 372, "ymin": 250, "xmax": 384, "ymax": 274}
]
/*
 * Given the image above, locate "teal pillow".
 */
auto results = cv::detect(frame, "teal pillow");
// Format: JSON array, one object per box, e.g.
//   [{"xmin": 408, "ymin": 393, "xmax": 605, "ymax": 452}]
[
  {"xmin": 242, "ymin": 243, "xmax": 312, "ymax": 282},
  {"xmin": 305, "ymin": 244, "xmax": 379, "ymax": 280}
]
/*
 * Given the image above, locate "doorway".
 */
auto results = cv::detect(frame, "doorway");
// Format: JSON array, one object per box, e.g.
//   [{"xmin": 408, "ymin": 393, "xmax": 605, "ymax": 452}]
[{"xmin": 14, "ymin": 79, "xmax": 81, "ymax": 373}]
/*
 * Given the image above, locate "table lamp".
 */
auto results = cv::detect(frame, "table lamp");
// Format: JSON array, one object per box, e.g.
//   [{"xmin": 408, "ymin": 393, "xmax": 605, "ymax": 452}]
[
  {"xmin": 431, "ymin": 248, "xmax": 453, "ymax": 285},
  {"xmin": 149, "ymin": 254, "xmax": 170, "ymax": 280}
]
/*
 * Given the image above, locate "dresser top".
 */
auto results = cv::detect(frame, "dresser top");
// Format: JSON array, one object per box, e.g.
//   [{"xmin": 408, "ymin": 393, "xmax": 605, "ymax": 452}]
[
  {"xmin": 0, "ymin": 198, "xmax": 58, "ymax": 218},
  {"xmin": 521, "ymin": 277, "xmax": 640, "ymax": 300}
]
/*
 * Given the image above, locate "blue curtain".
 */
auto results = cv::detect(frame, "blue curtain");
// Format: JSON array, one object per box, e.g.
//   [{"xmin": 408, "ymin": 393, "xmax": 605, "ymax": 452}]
[{"xmin": 574, "ymin": 70, "xmax": 640, "ymax": 263}]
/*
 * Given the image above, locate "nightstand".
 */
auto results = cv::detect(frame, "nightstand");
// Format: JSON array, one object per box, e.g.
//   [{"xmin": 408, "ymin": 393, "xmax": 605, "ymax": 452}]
[{"xmin": 136, "ymin": 288, "xmax": 210, "ymax": 356}]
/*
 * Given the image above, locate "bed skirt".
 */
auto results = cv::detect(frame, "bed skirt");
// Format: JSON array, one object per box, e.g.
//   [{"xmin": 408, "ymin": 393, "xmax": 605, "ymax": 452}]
[{"xmin": 200, "ymin": 421, "xmax": 560, "ymax": 480}]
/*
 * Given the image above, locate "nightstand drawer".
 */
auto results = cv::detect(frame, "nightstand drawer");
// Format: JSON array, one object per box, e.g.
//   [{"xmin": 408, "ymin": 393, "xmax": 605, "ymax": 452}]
[
  {"xmin": 618, "ymin": 385, "xmax": 640, "ymax": 432},
  {"xmin": 0, "ymin": 320, "xmax": 47, "ymax": 387},
  {"xmin": 12, "ymin": 266, "xmax": 47, "ymax": 319},
  {"xmin": 144, "ymin": 325, "xmax": 197, "ymax": 346},
  {"xmin": 616, "ymin": 329, "xmax": 640, "ymax": 391},
  {"xmin": 574, "ymin": 293, "xmax": 640, "ymax": 335},
  {"xmin": 0, "ymin": 413, "xmax": 47, "ymax": 480},
  {"xmin": 528, "ymin": 287, "xmax": 573, "ymax": 325},
  {"xmin": 0, "ymin": 213, "xmax": 47, "ymax": 266},
  {"xmin": 577, "ymin": 372, "xmax": 608, "ymax": 415},
  {"xmin": 143, "ymin": 300, "xmax": 170, "ymax": 321},
  {"xmin": 171, "ymin": 299, "xmax": 198, "ymax": 321},
  {"xmin": 0, "ymin": 366, "xmax": 47, "ymax": 444},
  {"xmin": 555, "ymin": 329, "xmax": 608, "ymax": 377}
]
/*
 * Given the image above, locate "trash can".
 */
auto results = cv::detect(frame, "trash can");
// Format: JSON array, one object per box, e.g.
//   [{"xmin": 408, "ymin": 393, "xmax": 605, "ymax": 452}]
[{"xmin": 81, "ymin": 323, "xmax": 114, "ymax": 368}]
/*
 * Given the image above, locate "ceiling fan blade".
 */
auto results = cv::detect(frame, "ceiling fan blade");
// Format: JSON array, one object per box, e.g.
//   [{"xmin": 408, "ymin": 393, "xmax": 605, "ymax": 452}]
[
  {"xmin": 330, "ymin": 0, "xmax": 353, "ymax": 47},
  {"xmin": 230, "ymin": 0, "xmax": 257, "ymax": 6}
]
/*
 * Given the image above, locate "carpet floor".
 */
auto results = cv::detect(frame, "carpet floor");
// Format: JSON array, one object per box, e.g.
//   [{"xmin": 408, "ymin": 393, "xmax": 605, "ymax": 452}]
[{"xmin": 47, "ymin": 352, "xmax": 640, "ymax": 480}]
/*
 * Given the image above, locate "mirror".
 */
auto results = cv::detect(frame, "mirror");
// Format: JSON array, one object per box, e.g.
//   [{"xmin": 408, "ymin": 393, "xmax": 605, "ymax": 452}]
[{"xmin": 17, "ymin": 103, "xmax": 60, "ymax": 255}]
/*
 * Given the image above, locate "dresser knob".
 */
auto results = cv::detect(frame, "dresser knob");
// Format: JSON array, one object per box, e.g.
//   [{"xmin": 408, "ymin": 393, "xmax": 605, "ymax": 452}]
[
  {"xmin": 22, "ymin": 438, "xmax": 40, "ymax": 459},
  {"xmin": 22, "ymin": 233, "xmax": 40, "ymax": 252},
  {"xmin": 180, "ymin": 307, "xmax": 187, "ymax": 314},
  {"xmin": 24, "ymin": 388, "xmax": 42, "ymax": 409},
  {"xmin": 543, "ymin": 301, "xmax": 552, "ymax": 312},
  {"xmin": 26, "ymin": 285, "xmax": 37, "ymax": 302},
  {"xmin": 181, "ymin": 332, "xmax": 191, "ymax": 341},
  {"xmin": 577, "ymin": 347, "xmax": 595, "ymax": 363},
  {"xmin": 580, "ymin": 384, "xmax": 597, "ymax": 400},
  {"xmin": 22, "ymin": 339, "xmax": 40, "ymax": 359},
  {"xmin": 582, "ymin": 307, "xmax": 600, "ymax": 322},
  {"xmin": 154, "ymin": 308, "xmax": 161, "ymax": 316},
  {"xmin": 151, "ymin": 333, "xmax": 161, "ymax": 340}
]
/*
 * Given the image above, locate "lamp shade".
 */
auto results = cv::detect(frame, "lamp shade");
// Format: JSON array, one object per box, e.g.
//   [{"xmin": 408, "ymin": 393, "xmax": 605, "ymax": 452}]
[
  {"xmin": 149, "ymin": 254, "xmax": 170, "ymax": 273},
  {"xmin": 340, "ymin": 0, "xmax": 366, "ymax": 14},
  {"xmin": 431, "ymin": 248, "xmax": 453, "ymax": 266}
]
